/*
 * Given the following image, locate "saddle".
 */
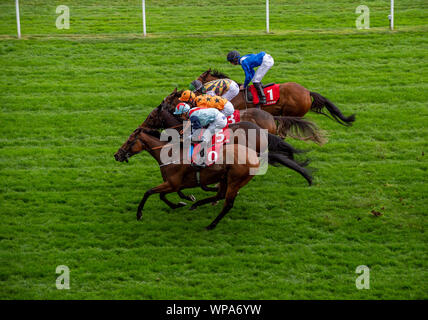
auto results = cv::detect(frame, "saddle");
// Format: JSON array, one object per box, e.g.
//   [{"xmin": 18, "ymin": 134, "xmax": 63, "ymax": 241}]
[{"xmin": 245, "ymin": 83, "xmax": 280, "ymax": 106}]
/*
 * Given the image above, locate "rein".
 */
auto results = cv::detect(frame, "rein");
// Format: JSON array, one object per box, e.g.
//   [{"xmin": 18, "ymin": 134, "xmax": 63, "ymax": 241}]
[
  {"xmin": 150, "ymin": 142, "xmax": 180, "ymax": 150},
  {"xmin": 168, "ymin": 123, "xmax": 183, "ymax": 129}
]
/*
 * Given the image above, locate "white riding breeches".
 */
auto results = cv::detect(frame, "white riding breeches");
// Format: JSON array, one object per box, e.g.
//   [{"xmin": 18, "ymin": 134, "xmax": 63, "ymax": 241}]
[
  {"xmin": 222, "ymin": 101, "xmax": 235, "ymax": 118},
  {"xmin": 203, "ymin": 113, "xmax": 227, "ymax": 142},
  {"xmin": 206, "ymin": 80, "xmax": 240, "ymax": 102},
  {"xmin": 222, "ymin": 80, "xmax": 240, "ymax": 101},
  {"xmin": 252, "ymin": 54, "xmax": 274, "ymax": 83}
]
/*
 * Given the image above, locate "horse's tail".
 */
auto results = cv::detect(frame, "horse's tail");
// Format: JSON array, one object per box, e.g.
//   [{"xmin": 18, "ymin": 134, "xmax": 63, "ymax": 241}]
[
  {"xmin": 267, "ymin": 152, "xmax": 312, "ymax": 185},
  {"xmin": 267, "ymin": 133, "xmax": 307, "ymax": 160},
  {"xmin": 274, "ymin": 116, "xmax": 328, "ymax": 145},
  {"xmin": 310, "ymin": 92, "xmax": 356, "ymax": 126}
]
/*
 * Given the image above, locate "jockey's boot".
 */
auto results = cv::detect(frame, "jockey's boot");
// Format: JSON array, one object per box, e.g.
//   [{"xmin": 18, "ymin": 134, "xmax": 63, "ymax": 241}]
[
  {"xmin": 191, "ymin": 148, "xmax": 207, "ymax": 169},
  {"xmin": 254, "ymin": 82, "xmax": 266, "ymax": 105}
]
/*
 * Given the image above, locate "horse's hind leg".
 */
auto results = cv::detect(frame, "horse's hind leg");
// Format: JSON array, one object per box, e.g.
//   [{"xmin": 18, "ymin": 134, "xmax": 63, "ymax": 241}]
[
  {"xmin": 160, "ymin": 192, "xmax": 187, "ymax": 209},
  {"xmin": 206, "ymin": 171, "xmax": 255, "ymax": 230},
  {"xmin": 177, "ymin": 190, "xmax": 196, "ymax": 202},
  {"xmin": 205, "ymin": 191, "xmax": 236, "ymax": 230}
]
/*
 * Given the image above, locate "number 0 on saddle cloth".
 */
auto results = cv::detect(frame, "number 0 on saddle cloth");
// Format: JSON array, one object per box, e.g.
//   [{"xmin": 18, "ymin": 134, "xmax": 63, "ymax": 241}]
[{"xmin": 188, "ymin": 125, "xmax": 231, "ymax": 167}]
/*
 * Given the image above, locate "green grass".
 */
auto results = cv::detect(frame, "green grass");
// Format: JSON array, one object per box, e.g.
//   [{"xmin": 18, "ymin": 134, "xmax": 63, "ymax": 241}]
[{"xmin": 0, "ymin": 0, "xmax": 427, "ymax": 299}]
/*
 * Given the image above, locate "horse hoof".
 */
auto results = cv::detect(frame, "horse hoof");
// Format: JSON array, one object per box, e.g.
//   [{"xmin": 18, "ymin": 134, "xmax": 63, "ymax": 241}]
[
  {"xmin": 136, "ymin": 213, "xmax": 142, "ymax": 221},
  {"xmin": 177, "ymin": 202, "xmax": 187, "ymax": 207},
  {"xmin": 205, "ymin": 224, "xmax": 216, "ymax": 230},
  {"xmin": 189, "ymin": 195, "xmax": 196, "ymax": 202},
  {"xmin": 211, "ymin": 201, "xmax": 219, "ymax": 206},
  {"xmin": 189, "ymin": 204, "xmax": 197, "ymax": 211}
]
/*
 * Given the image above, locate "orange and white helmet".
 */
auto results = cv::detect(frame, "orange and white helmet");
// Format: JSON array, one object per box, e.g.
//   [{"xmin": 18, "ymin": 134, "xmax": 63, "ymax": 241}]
[{"xmin": 179, "ymin": 90, "xmax": 196, "ymax": 103}]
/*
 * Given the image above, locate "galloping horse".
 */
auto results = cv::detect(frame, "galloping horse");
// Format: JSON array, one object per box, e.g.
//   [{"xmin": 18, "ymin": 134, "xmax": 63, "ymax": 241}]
[
  {"xmin": 140, "ymin": 108, "xmax": 313, "ymax": 184},
  {"xmin": 198, "ymin": 69, "xmax": 356, "ymax": 126},
  {"xmin": 114, "ymin": 127, "xmax": 260, "ymax": 230},
  {"xmin": 159, "ymin": 88, "xmax": 326, "ymax": 144}
]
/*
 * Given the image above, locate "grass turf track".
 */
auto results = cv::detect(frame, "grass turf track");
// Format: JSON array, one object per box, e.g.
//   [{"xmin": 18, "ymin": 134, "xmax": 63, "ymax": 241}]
[{"xmin": 0, "ymin": 0, "xmax": 427, "ymax": 299}]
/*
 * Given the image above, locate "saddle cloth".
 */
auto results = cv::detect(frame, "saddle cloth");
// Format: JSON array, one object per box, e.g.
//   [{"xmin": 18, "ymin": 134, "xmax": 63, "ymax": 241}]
[
  {"xmin": 189, "ymin": 124, "xmax": 230, "ymax": 167},
  {"xmin": 226, "ymin": 109, "xmax": 240, "ymax": 125},
  {"xmin": 246, "ymin": 83, "xmax": 280, "ymax": 106}
]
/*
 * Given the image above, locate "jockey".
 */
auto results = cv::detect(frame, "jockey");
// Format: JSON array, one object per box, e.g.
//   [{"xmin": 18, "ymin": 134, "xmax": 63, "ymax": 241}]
[
  {"xmin": 227, "ymin": 50, "xmax": 274, "ymax": 104},
  {"xmin": 173, "ymin": 102, "xmax": 227, "ymax": 144},
  {"xmin": 189, "ymin": 78, "xmax": 240, "ymax": 102},
  {"xmin": 179, "ymin": 89, "xmax": 235, "ymax": 118}
]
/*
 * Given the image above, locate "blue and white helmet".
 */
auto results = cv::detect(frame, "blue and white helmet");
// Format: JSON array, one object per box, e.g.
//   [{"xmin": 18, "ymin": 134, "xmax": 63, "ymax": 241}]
[{"xmin": 173, "ymin": 102, "xmax": 191, "ymax": 115}]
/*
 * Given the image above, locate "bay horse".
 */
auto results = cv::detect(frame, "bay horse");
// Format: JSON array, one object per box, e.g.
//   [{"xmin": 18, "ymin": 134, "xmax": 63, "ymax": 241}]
[
  {"xmin": 114, "ymin": 126, "xmax": 260, "ymax": 230},
  {"xmin": 159, "ymin": 88, "xmax": 327, "ymax": 145},
  {"xmin": 140, "ymin": 105, "xmax": 313, "ymax": 185},
  {"xmin": 197, "ymin": 69, "xmax": 356, "ymax": 126}
]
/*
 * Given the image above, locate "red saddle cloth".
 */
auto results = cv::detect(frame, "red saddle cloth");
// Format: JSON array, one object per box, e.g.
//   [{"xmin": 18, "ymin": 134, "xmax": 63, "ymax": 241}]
[
  {"xmin": 191, "ymin": 124, "xmax": 231, "ymax": 167},
  {"xmin": 249, "ymin": 84, "xmax": 280, "ymax": 106},
  {"xmin": 227, "ymin": 109, "xmax": 241, "ymax": 124}
]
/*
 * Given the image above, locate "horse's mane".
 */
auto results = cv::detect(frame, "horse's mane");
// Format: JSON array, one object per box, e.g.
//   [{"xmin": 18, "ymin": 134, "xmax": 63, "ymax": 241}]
[
  {"xmin": 135, "ymin": 126, "xmax": 161, "ymax": 139},
  {"xmin": 210, "ymin": 69, "xmax": 229, "ymax": 79}
]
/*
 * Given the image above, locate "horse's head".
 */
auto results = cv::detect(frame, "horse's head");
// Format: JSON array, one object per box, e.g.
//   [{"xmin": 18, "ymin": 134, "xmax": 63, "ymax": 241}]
[
  {"xmin": 197, "ymin": 68, "xmax": 212, "ymax": 84},
  {"xmin": 197, "ymin": 68, "xmax": 230, "ymax": 83},
  {"xmin": 160, "ymin": 87, "xmax": 184, "ymax": 113},
  {"xmin": 141, "ymin": 105, "xmax": 163, "ymax": 129},
  {"xmin": 141, "ymin": 104, "xmax": 182, "ymax": 131},
  {"xmin": 114, "ymin": 127, "xmax": 160, "ymax": 162}
]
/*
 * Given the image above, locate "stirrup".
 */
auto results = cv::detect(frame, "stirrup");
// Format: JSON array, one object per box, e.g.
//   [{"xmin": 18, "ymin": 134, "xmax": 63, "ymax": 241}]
[{"xmin": 191, "ymin": 162, "xmax": 206, "ymax": 169}]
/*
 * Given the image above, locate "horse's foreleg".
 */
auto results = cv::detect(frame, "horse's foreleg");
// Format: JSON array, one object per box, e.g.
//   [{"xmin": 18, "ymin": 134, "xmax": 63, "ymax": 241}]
[
  {"xmin": 160, "ymin": 193, "xmax": 187, "ymax": 209},
  {"xmin": 200, "ymin": 184, "xmax": 219, "ymax": 192},
  {"xmin": 137, "ymin": 182, "xmax": 174, "ymax": 220}
]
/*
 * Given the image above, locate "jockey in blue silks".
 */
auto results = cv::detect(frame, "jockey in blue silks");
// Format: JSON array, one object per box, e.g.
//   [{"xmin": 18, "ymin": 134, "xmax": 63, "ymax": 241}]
[{"xmin": 227, "ymin": 50, "xmax": 274, "ymax": 104}]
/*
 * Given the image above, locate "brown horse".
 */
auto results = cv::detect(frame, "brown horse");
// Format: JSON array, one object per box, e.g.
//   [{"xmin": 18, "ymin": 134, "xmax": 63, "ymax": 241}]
[
  {"xmin": 114, "ymin": 126, "xmax": 260, "ymax": 230},
  {"xmin": 141, "ymin": 112, "xmax": 313, "ymax": 186},
  {"xmin": 159, "ymin": 88, "xmax": 327, "ymax": 144},
  {"xmin": 140, "ymin": 105, "xmax": 314, "ymax": 185},
  {"xmin": 198, "ymin": 69, "xmax": 356, "ymax": 126}
]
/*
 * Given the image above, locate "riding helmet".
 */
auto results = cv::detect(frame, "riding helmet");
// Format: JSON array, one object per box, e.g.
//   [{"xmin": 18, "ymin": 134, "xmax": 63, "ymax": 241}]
[
  {"xmin": 179, "ymin": 90, "xmax": 196, "ymax": 102},
  {"xmin": 227, "ymin": 50, "xmax": 240, "ymax": 62},
  {"xmin": 173, "ymin": 103, "xmax": 191, "ymax": 115},
  {"xmin": 189, "ymin": 80, "xmax": 205, "ymax": 93}
]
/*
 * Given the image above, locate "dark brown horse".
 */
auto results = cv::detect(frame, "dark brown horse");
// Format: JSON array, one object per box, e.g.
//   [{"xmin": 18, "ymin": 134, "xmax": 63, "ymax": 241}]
[
  {"xmin": 158, "ymin": 88, "xmax": 327, "ymax": 144},
  {"xmin": 114, "ymin": 126, "xmax": 260, "ymax": 230},
  {"xmin": 198, "ymin": 69, "xmax": 355, "ymax": 126}
]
